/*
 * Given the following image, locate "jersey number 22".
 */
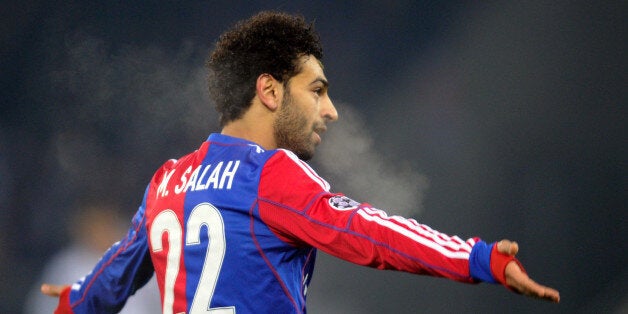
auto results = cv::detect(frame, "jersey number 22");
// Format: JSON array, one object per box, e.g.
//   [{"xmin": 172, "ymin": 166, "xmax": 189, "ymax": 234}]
[{"xmin": 150, "ymin": 203, "xmax": 235, "ymax": 314}]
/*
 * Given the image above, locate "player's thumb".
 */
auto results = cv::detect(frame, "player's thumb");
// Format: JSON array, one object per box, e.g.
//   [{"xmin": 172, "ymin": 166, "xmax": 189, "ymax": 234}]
[
  {"xmin": 497, "ymin": 239, "xmax": 519, "ymax": 256},
  {"xmin": 41, "ymin": 284, "xmax": 68, "ymax": 297}
]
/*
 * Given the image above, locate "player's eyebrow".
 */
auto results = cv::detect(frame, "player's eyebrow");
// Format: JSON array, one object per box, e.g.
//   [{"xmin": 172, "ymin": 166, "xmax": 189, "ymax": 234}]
[{"xmin": 310, "ymin": 77, "xmax": 329, "ymax": 88}]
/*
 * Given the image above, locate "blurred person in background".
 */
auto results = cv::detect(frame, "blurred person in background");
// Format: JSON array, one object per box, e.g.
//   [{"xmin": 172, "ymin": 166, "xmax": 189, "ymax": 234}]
[{"xmin": 24, "ymin": 200, "xmax": 161, "ymax": 314}]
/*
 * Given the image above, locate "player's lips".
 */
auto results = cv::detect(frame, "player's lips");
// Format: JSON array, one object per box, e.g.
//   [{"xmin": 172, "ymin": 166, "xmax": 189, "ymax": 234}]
[
  {"xmin": 313, "ymin": 132, "xmax": 321, "ymax": 145},
  {"xmin": 313, "ymin": 125, "xmax": 326, "ymax": 145}
]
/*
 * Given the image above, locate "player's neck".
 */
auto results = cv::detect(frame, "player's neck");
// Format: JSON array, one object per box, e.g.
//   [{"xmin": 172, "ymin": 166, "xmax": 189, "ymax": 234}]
[{"xmin": 221, "ymin": 105, "xmax": 277, "ymax": 150}]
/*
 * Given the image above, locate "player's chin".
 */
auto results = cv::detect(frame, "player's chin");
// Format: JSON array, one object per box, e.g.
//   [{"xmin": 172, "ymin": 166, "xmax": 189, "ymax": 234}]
[
  {"xmin": 296, "ymin": 149, "xmax": 315, "ymax": 161},
  {"xmin": 296, "ymin": 143, "xmax": 316, "ymax": 161}
]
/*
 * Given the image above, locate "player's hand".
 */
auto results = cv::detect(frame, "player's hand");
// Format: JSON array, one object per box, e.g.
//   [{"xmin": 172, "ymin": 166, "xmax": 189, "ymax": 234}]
[
  {"xmin": 41, "ymin": 283, "xmax": 69, "ymax": 297},
  {"xmin": 497, "ymin": 240, "xmax": 560, "ymax": 303}
]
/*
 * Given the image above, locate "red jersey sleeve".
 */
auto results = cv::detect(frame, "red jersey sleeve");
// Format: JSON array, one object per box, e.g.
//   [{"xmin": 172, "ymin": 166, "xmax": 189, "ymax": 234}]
[{"xmin": 258, "ymin": 150, "xmax": 478, "ymax": 283}]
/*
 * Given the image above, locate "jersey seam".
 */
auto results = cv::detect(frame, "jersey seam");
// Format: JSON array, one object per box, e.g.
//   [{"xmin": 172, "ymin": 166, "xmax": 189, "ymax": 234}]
[{"xmin": 249, "ymin": 200, "xmax": 302, "ymax": 313}]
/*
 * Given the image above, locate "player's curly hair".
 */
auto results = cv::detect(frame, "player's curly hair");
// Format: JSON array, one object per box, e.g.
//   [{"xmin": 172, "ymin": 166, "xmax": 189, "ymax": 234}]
[{"xmin": 206, "ymin": 11, "xmax": 323, "ymax": 126}]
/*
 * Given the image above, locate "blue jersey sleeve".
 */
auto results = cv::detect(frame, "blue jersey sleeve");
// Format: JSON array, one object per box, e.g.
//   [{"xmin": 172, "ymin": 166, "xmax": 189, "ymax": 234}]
[{"xmin": 67, "ymin": 187, "xmax": 155, "ymax": 313}]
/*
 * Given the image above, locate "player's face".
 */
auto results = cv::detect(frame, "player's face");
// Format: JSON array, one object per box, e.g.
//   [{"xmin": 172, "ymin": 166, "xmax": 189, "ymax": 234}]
[{"xmin": 274, "ymin": 55, "xmax": 338, "ymax": 161}]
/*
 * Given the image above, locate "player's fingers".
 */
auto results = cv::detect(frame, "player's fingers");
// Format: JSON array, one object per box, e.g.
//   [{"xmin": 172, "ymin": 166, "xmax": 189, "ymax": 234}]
[
  {"xmin": 505, "ymin": 262, "xmax": 560, "ymax": 303},
  {"xmin": 539, "ymin": 285, "xmax": 561, "ymax": 303},
  {"xmin": 40, "ymin": 283, "xmax": 68, "ymax": 297},
  {"xmin": 497, "ymin": 239, "xmax": 519, "ymax": 256},
  {"xmin": 513, "ymin": 275, "xmax": 560, "ymax": 302}
]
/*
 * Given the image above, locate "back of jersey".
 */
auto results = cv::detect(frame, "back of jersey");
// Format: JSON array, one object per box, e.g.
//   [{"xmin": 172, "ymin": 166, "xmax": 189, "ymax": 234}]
[{"xmin": 143, "ymin": 134, "xmax": 311, "ymax": 314}]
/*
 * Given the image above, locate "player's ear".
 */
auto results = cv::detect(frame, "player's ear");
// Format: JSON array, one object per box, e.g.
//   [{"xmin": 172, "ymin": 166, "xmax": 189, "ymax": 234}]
[{"xmin": 256, "ymin": 73, "xmax": 282, "ymax": 111}]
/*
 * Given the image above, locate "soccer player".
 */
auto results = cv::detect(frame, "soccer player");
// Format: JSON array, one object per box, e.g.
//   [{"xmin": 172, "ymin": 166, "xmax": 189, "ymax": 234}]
[{"xmin": 42, "ymin": 11, "xmax": 560, "ymax": 313}]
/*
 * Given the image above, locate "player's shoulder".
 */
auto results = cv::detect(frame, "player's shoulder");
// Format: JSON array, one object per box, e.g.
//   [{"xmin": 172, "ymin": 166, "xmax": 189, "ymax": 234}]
[
  {"xmin": 150, "ymin": 145, "xmax": 203, "ymax": 184},
  {"xmin": 263, "ymin": 149, "xmax": 330, "ymax": 192},
  {"xmin": 264, "ymin": 148, "xmax": 300, "ymax": 169}
]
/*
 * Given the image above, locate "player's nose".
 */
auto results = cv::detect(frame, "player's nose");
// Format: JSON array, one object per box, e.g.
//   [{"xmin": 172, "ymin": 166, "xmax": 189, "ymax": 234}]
[{"xmin": 321, "ymin": 95, "xmax": 338, "ymax": 122}]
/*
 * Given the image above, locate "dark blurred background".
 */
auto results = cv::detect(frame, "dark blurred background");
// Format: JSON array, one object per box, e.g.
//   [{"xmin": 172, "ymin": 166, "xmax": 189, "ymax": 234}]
[{"xmin": 1, "ymin": 1, "xmax": 626, "ymax": 313}]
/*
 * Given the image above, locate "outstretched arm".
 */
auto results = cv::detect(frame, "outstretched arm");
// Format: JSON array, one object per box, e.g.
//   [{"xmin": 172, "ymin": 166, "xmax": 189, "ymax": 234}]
[
  {"xmin": 497, "ymin": 240, "xmax": 560, "ymax": 302},
  {"xmin": 259, "ymin": 151, "xmax": 560, "ymax": 303},
  {"xmin": 39, "ymin": 188, "xmax": 156, "ymax": 314}
]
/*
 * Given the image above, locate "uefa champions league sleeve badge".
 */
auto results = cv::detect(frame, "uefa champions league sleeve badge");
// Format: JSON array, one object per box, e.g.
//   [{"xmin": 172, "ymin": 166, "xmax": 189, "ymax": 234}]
[{"xmin": 328, "ymin": 195, "xmax": 360, "ymax": 211}]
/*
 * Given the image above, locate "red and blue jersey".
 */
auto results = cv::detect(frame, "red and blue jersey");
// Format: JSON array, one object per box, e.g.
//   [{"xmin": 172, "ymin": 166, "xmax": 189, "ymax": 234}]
[{"xmin": 57, "ymin": 133, "xmax": 504, "ymax": 314}]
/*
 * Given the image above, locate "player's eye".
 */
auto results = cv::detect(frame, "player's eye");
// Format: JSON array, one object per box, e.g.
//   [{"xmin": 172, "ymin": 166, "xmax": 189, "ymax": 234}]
[{"xmin": 313, "ymin": 87, "xmax": 325, "ymax": 96}]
